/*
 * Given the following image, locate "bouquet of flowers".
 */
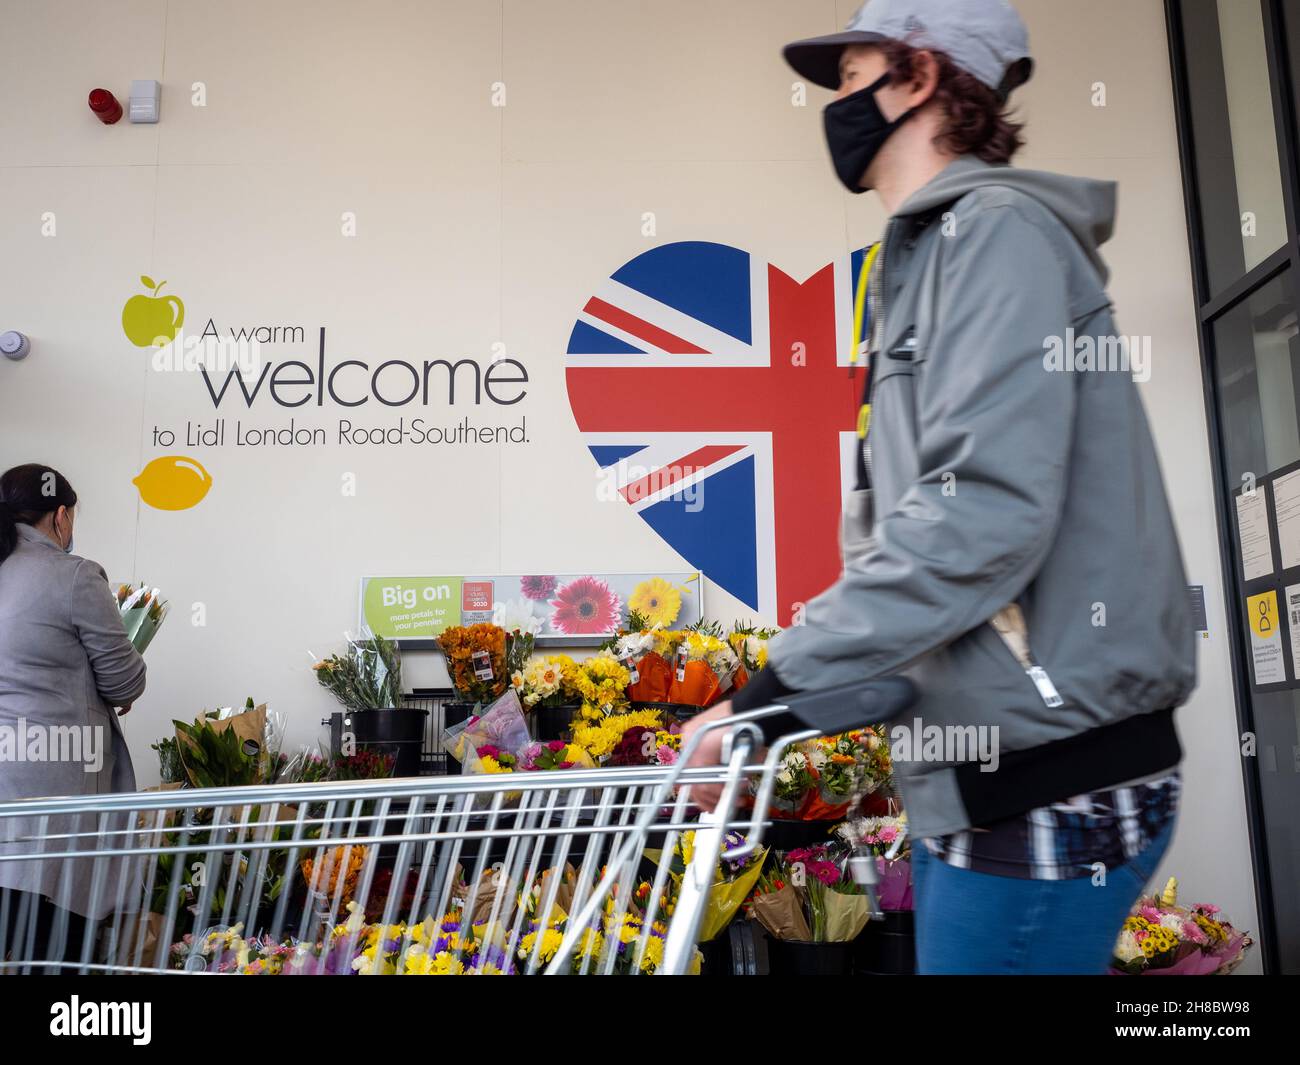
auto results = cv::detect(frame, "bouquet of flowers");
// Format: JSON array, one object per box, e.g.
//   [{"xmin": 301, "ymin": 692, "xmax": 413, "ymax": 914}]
[
  {"xmin": 616, "ymin": 627, "xmax": 675, "ymax": 703},
  {"xmin": 749, "ymin": 861, "xmax": 812, "ymax": 941},
  {"xmin": 444, "ymin": 689, "xmax": 532, "ymax": 773},
  {"xmin": 437, "ymin": 623, "xmax": 508, "ymax": 705},
  {"xmin": 172, "ymin": 698, "xmax": 276, "ymax": 787},
  {"xmin": 664, "ymin": 626, "xmax": 739, "ymax": 707},
  {"xmin": 176, "ymin": 899, "xmax": 703, "ymax": 976},
  {"xmin": 606, "ymin": 617, "xmax": 745, "ymax": 709},
  {"xmin": 329, "ymin": 749, "xmax": 398, "ymax": 781},
  {"xmin": 517, "ymin": 739, "xmax": 595, "ymax": 772},
  {"xmin": 173, "ymin": 904, "xmax": 518, "ymax": 976},
  {"xmin": 752, "ymin": 845, "xmax": 871, "ymax": 943},
  {"xmin": 445, "ymin": 694, "xmax": 599, "ymax": 782},
  {"xmin": 520, "ymin": 911, "xmax": 701, "ymax": 975},
  {"xmin": 806, "ymin": 727, "xmax": 892, "ymax": 819},
  {"xmin": 835, "ymin": 815, "xmax": 912, "ymax": 911},
  {"xmin": 312, "ymin": 634, "xmax": 403, "ymax": 710},
  {"xmin": 570, "ymin": 652, "xmax": 633, "ymax": 720},
  {"xmin": 269, "ymin": 746, "xmax": 396, "ymax": 786},
  {"xmin": 116, "ymin": 582, "xmax": 169, "ymax": 654},
  {"xmin": 510, "ymin": 654, "xmax": 579, "ymax": 710},
  {"xmin": 766, "ymin": 727, "xmax": 892, "ymax": 820},
  {"xmin": 728, "ymin": 623, "xmax": 778, "ymax": 690},
  {"xmin": 518, "ymin": 864, "xmax": 580, "ymax": 925},
  {"xmin": 605, "ymin": 721, "xmax": 681, "ymax": 767},
  {"xmin": 662, "ymin": 830, "xmax": 767, "ymax": 942},
  {"xmin": 771, "ymin": 747, "xmax": 820, "ymax": 817},
  {"xmin": 301, "ymin": 845, "xmax": 370, "ymax": 908},
  {"xmin": 1110, "ymin": 877, "xmax": 1253, "ymax": 975},
  {"xmin": 568, "ymin": 707, "xmax": 666, "ymax": 763}
]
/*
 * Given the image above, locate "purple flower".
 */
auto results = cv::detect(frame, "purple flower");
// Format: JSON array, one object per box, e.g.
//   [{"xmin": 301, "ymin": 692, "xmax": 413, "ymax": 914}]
[
  {"xmin": 521, "ymin": 575, "xmax": 558, "ymax": 601},
  {"xmin": 467, "ymin": 944, "xmax": 516, "ymax": 974}
]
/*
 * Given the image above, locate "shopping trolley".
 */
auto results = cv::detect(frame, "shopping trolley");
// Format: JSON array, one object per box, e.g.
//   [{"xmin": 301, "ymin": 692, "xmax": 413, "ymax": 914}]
[{"xmin": 0, "ymin": 678, "xmax": 915, "ymax": 976}]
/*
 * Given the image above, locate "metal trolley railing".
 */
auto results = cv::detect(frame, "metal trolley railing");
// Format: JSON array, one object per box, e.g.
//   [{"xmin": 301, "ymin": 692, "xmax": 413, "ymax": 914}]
[{"xmin": 0, "ymin": 680, "xmax": 914, "ymax": 976}]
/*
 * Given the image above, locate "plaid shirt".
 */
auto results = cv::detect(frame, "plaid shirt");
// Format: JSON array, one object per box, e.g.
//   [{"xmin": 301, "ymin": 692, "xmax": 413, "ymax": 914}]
[{"xmin": 923, "ymin": 772, "xmax": 1181, "ymax": 880}]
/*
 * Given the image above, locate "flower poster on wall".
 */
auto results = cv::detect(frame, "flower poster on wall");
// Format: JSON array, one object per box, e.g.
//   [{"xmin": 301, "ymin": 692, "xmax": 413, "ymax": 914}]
[{"xmin": 359, "ymin": 572, "xmax": 702, "ymax": 645}]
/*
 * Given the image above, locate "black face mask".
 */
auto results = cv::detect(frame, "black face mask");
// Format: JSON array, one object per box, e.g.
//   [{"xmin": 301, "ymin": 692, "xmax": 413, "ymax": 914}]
[{"xmin": 822, "ymin": 73, "xmax": 917, "ymax": 194}]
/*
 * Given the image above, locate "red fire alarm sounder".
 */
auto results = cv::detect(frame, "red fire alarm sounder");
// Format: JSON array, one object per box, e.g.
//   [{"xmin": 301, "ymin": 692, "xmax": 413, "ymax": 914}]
[{"xmin": 88, "ymin": 88, "xmax": 123, "ymax": 124}]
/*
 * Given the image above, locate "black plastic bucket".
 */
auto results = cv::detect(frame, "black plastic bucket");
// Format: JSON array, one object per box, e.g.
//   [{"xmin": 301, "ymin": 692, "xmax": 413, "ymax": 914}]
[
  {"xmin": 532, "ymin": 703, "xmax": 581, "ymax": 741},
  {"xmin": 853, "ymin": 910, "xmax": 916, "ymax": 975},
  {"xmin": 343, "ymin": 708, "xmax": 428, "ymax": 778},
  {"xmin": 442, "ymin": 701, "xmax": 476, "ymax": 729}
]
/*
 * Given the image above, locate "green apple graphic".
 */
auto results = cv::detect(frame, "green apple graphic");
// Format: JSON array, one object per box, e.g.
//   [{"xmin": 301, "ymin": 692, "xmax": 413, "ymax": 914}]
[{"xmin": 122, "ymin": 275, "xmax": 184, "ymax": 348}]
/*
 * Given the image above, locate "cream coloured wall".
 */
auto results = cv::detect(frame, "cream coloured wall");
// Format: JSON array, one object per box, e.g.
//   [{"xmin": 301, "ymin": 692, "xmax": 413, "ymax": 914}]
[{"xmin": 0, "ymin": 0, "xmax": 1261, "ymax": 969}]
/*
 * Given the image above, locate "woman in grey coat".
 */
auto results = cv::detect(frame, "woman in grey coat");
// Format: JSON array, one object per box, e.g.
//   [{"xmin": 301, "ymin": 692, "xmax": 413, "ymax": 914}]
[{"xmin": 0, "ymin": 464, "xmax": 146, "ymax": 961}]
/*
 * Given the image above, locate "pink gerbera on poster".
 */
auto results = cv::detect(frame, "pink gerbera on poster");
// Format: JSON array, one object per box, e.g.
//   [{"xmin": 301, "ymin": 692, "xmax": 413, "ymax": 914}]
[{"xmin": 549, "ymin": 576, "xmax": 623, "ymax": 635}]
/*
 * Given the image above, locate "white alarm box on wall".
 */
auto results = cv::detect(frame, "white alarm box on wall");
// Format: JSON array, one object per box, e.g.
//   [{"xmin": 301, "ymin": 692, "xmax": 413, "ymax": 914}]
[{"xmin": 129, "ymin": 80, "xmax": 160, "ymax": 123}]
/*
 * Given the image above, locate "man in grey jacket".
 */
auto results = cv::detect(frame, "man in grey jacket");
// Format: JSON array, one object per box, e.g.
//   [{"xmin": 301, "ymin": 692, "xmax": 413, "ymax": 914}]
[{"xmin": 683, "ymin": 0, "xmax": 1196, "ymax": 974}]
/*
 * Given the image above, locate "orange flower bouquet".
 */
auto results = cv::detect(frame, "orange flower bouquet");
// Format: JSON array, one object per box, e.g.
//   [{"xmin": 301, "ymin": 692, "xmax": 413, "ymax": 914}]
[
  {"xmin": 301, "ymin": 844, "xmax": 369, "ymax": 906},
  {"xmin": 613, "ymin": 630, "xmax": 674, "ymax": 703},
  {"xmin": 610, "ymin": 625, "xmax": 741, "ymax": 710},
  {"xmin": 663, "ymin": 628, "xmax": 739, "ymax": 708},
  {"xmin": 438, "ymin": 623, "xmax": 508, "ymax": 705}
]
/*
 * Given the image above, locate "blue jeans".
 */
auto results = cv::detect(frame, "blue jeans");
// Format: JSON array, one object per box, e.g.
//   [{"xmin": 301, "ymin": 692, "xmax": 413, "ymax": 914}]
[{"xmin": 910, "ymin": 820, "xmax": 1175, "ymax": 974}]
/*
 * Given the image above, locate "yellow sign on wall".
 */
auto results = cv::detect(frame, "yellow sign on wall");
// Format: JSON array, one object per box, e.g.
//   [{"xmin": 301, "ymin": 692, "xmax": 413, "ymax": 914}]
[
  {"xmin": 1247, "ymin": 590, "xmax": 1278, "ymax": 640},
  {"xmin": 1246, "ymin": 590, "xmax": 1286, "ymax": 686}
]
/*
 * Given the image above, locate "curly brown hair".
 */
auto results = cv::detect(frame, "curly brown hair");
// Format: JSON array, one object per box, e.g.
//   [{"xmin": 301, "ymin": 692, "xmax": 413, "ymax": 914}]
[{"xmin": 880, "ymin": 39, "xmax": 1025, "ymax": 164}]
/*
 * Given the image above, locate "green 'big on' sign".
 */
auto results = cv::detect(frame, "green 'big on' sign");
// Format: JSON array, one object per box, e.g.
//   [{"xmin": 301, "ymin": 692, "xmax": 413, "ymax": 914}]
[{"xmin": 362, "ymin": 577, "xmax": 462, "ymax": 639}]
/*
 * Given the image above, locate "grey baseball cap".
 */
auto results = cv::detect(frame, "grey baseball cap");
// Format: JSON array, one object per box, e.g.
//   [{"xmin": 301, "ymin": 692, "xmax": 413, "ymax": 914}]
[{"xmin": 784, "ymin": 0, "xmax": 1033, "ymax": 98}]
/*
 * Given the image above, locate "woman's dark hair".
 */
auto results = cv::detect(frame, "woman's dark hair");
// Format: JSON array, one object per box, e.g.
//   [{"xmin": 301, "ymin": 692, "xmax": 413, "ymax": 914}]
[
  {"xmin": 881, "ymin": 40, "xmax": 1025, "ymax": 164},
  {"xmin": 0, "ymin": 464, "xmax": 78, "ymax": 565}
]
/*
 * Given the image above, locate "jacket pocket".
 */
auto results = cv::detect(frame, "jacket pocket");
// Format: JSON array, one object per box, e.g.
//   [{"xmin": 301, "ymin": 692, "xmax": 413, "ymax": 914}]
[
  {"xmin": 874, "ymin": 329, "xmax": 921, "ymax": 383},
  {"xmin": 871, "ymin": 324, "xmax": 924, "ymax": 418}
]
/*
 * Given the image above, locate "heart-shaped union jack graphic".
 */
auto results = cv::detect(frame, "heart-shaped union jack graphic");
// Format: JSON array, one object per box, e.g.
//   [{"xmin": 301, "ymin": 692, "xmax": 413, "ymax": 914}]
[{"xmin": 565, "ymin": 240, "xmax": 870, "ymax": 625}]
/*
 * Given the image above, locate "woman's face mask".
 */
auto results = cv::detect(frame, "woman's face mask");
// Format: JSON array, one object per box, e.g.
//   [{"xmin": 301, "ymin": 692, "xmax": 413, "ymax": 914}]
[
  {"xmin": 55, "ymin": 506, "xmax": 74, "ymax": 553},
  {"xmin": 822, "ymin": 72, "xmax": 918, "ymax": 194}
]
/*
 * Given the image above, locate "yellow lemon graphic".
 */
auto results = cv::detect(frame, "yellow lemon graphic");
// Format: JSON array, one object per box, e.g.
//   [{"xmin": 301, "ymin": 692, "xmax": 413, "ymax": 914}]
[
  {"xmin": 122, "ymin": 275, "xmax": 184, "ymax": 348},
  {"xmin": 133, "ymin": 456, "xmax": 213, "ymax": 511}
]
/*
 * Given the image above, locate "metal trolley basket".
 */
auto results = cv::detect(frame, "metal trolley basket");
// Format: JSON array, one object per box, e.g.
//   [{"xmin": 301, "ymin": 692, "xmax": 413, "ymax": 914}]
[{"xmin": 0, "ymin": 680, "xmax": 914, "ymax": 976}]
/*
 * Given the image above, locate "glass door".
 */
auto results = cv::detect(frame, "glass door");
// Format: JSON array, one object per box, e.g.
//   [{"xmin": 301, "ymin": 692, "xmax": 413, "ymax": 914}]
[{"xmin": 1169, "ymin": 0, "xmax": 1300, "ymax": 973}]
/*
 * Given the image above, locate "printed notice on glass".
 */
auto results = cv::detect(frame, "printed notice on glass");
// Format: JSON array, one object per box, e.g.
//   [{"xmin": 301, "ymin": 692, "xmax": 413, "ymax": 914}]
[
  {"xmin": 1236, "ymin": 486, "xmax": 1274, "ymax": 581},
  {"xmin": 1246, "ymin": 589, "xmax": 1286, "ymax": 685},
  {"xmin": 1273, "ymin": 469, "xmax": 1300, "ymax": 570},
  {"xmin": 1285, "ymin": 584, "xmax": 1300, "ymax": 678}
]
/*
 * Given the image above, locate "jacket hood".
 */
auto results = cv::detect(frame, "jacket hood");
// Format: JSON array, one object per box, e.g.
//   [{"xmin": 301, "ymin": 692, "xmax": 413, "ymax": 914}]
[{"xmin": 895, "ymin": 156, "xmax": 1118, "ymax": 282}]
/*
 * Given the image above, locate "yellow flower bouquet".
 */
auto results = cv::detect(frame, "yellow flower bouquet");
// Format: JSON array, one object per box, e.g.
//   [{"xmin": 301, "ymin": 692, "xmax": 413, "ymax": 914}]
[{"xmin": 570, "ymin": 652, "xmax": 632, "ymax": 721}]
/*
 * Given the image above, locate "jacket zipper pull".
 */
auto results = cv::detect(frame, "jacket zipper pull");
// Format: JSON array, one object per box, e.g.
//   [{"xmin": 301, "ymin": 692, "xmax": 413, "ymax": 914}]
[
  {"xmin": 991, "ymin": 603, "xmax": 1065, "ymax": 709},
  {"xmin": 1026, "ymin": 664, "xmax": 1064, "ymax": 708}
]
